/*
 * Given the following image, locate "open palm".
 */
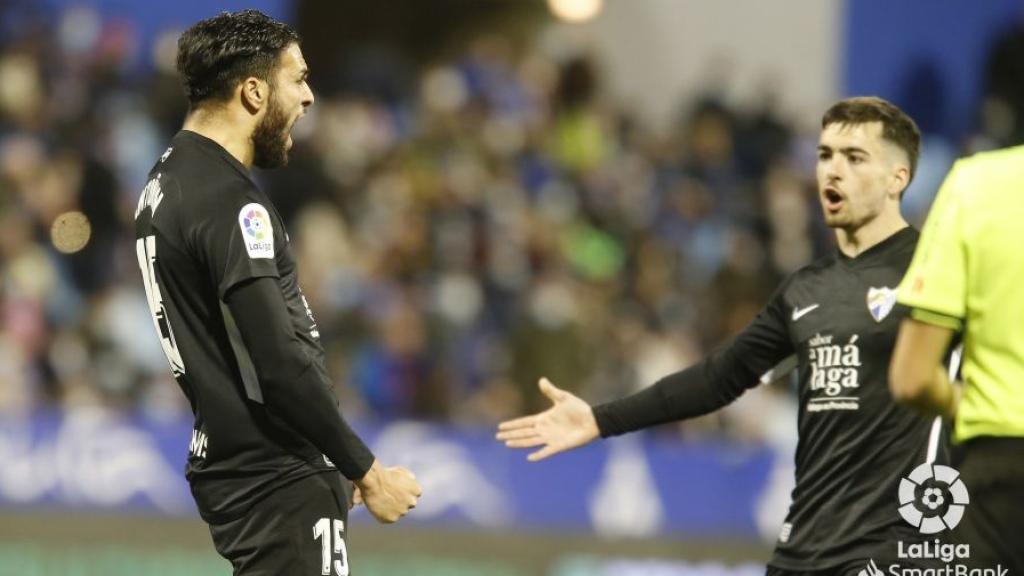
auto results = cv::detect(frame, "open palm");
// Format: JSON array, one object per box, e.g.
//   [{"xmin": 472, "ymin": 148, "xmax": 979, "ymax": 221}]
[{"xmin": 496, "ymin": 378, "xmax": 599, "ymax": 461}]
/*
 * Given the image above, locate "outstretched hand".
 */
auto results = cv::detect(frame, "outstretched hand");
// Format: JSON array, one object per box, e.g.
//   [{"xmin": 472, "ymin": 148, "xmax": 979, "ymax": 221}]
[{"xmin": 496, "ymin": 377, "xmax": 600, "ymax": 461}]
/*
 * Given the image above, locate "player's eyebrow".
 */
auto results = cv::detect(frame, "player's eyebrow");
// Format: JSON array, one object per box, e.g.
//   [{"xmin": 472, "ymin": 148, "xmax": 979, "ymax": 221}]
[
  {"xmin": 839, "ymin": 146, "xmax": 870, "ymax": 157},
  {"xmin": 817, "ymin": 145, "xmax": 870, "ymax": 157}
]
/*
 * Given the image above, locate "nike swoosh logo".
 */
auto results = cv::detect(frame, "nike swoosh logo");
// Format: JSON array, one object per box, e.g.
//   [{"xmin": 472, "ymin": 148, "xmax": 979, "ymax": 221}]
[{"xmin": 792, "ymin": 304, "xmax": 820, "ymax": 322}]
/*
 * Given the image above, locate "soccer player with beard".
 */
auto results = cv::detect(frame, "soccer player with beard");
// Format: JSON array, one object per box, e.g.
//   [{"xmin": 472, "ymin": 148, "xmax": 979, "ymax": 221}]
[
  {"xmin": 498, "ymin": 97, "xmax": 948, "ymax": 575},
  {"xmin": 133, "ymin": 11, "xmax": 421, "ymax": 574}
]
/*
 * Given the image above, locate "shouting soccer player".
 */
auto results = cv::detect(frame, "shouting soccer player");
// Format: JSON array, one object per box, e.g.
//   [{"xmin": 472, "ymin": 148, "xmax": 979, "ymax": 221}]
[
  {"xmin": 134, "ymin": 11, "xmax": 421, "ymax": 575},
  {"xmin": 498, "ymin": 97, "xmax": 946, "ymax": 575}
]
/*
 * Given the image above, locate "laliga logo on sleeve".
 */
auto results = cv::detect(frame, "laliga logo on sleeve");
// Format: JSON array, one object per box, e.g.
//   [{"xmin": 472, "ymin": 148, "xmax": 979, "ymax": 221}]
[
  {"xmin": 238, "ymin": 203, "xmax": 274, "ymax": 259},
  {"xmin": 897, "ymin": 463, "xmax": 969, "ymax": 534},
  {"xmin": 242, "ymin": 206, "xmax": 268, "ymax": 240}
]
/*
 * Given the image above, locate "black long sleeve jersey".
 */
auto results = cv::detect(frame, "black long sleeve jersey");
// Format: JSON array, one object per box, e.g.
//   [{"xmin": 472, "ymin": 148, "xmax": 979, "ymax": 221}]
[
  {"xmin": 133, "ymin": 131, "xmax": 373, "ymax": 523},
  {"xmin": 595, "ymin": 227, "xmax": 947, "ymax": 570}
]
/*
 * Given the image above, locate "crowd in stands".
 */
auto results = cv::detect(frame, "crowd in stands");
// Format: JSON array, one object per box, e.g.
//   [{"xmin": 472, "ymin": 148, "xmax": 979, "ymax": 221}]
[{"xmin": 4, "ymin": 4, "xmax": 1012, "ymax": 443}]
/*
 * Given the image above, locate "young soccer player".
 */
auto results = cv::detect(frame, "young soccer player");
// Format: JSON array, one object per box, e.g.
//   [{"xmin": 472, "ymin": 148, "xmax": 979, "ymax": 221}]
[{"xmin": 499, "ymin": 97, "xmax": 946, "ymax": 575}]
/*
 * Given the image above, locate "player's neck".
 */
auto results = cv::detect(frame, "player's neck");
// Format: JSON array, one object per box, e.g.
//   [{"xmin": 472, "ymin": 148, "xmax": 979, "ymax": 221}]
[
  {"xmin": 182, "ymin": 108, "xmax": 256, "ymax": 168},
  {"xmin": 834, "ymin": 209, "xmax": 908, "ymax": 258}
]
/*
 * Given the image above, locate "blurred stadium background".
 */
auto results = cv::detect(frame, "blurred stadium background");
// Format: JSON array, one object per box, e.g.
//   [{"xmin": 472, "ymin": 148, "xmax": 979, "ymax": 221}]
[{"xmin": 1, "ymin": 0, "xmax": 1023, "ymax": 574}]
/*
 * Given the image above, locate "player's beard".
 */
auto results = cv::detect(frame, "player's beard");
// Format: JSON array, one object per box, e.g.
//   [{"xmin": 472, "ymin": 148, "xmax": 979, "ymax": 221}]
[{"xmin": 252, "ymin": 92, "xmax": 291, "ymax": 169}]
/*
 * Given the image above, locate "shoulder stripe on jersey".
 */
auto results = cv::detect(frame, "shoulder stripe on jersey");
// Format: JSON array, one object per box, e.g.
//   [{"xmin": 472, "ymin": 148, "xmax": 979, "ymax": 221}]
[
  {"xmin": 946, "ymin": 344, "xmax": 963, "ymax": 382},
  {"xmin": 760, "ymin": 354, "xmax": 798, "ymax": 386},
  {"xmin": 220, "ymin": 301, "xmax": 265, "ymax": 404},
  {"xmin": 925, "ymin": 417, "xmax": 943, "ymax": 465},
  {"xmin": 923, "ymin": 344, "xmax": 962, "ymax": 465}
]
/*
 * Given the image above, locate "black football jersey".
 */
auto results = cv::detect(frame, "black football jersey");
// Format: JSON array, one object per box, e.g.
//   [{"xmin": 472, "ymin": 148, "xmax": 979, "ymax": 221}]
[
  {"xmin": 753, "ymin": 227, "xmax": 947, "ymax": 569},
  {"xmin": 593, "ymin": 226, "xmax": 949, "ymax": 569},
  {"xmin": 134, "ymin": 131, "xmax": 344, "ymax": 523}
]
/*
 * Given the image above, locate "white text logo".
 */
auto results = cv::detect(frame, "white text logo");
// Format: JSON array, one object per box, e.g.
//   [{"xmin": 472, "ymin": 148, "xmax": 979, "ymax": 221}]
[{"xmin": 806, "ymin": 333, "xmax": 862, "ymax": 411}]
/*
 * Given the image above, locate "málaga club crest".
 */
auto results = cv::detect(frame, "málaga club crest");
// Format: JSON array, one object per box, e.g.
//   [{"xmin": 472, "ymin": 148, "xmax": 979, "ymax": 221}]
[{"xmin": 867, "ymin": 287, "xmax": 897, "ymax": 323}]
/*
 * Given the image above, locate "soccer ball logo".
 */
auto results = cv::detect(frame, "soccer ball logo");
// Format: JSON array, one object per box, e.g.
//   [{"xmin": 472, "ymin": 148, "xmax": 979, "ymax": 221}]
[
  {"xmin": 922, "ymin": 487, "xmax": 944, "ymax": 510},
  {"xmin": 243, "ymin": 209, "xmax": 268, "ymax": 241},
  {"xmin": 898, "ymin": 463, "xmax": 969, "ymax": 534}
]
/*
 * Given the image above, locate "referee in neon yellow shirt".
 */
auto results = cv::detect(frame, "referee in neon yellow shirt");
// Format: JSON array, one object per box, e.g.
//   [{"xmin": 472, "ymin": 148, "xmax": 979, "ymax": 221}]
[{"xmin": 890, "ymin": 145, "xmax": 1024, "ymax": 572}]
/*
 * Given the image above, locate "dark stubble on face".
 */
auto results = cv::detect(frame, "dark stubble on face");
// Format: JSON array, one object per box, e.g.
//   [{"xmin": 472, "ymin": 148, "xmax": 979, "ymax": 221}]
[{"xmin": 252, "ymin": 90, "xmax": 290, "ymax": 169}]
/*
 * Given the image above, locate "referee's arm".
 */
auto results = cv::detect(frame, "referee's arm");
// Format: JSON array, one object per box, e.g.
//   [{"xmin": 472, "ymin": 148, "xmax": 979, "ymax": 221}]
[
  {"xmin": 890, "ymin": 315, "xmax": 959, "ymax": 420},
  {"xmin": 890, "ymin": 159, "xmax": 966, "ymax": 420}
]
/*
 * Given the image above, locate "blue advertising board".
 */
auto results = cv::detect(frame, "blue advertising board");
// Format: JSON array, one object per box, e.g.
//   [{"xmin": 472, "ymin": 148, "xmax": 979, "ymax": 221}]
[{"xmin": 0, "ymin": 411, "xmax": 782, "ymax": 539}]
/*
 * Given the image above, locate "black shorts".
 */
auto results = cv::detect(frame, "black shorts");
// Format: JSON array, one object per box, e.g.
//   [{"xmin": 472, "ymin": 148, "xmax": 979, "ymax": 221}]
[
  {"xmin": 208, "ymin": 471, "xmax": 353, "ymax": 576},
  {"xmin": 951, "ymin": 436, "xmax": 1024, "ymax": 574}
]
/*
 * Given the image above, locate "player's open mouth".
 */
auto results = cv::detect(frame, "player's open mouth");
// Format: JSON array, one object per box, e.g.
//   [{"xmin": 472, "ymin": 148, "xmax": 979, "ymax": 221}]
[{"xmin": 823, "ymin": 187, "xmax": 844, "ymax": 212}]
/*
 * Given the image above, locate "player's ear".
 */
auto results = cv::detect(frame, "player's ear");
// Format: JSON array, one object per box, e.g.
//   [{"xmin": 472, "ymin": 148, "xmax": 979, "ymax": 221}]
[
  {"xmin": 889, "ymin": 164, "xmax": 910, "ymax": 199},
  {"xmin": 239, "ymin": 77, "xmax": 268, "ymax": 114}
]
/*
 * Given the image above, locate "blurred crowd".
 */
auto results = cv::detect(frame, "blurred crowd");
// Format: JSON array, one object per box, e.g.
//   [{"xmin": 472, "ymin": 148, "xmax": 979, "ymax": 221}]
[{"xmin": 1, "ymin": 5, "xmax": 1014, "ymax": 442}]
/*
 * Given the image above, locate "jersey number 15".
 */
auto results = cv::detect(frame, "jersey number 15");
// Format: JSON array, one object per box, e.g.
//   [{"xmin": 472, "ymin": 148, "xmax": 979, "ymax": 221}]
[
  {"xmin": 313, "ymin": 518, "xmax": 350, "ymax": 576},
  {"xmin": 136, "ymin": 236, "xmax": 186, "ymax": 376}
]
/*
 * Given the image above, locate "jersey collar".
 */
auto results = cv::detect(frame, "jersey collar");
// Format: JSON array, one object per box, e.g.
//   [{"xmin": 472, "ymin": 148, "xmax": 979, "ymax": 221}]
[
  {"xmin": 837, "ymin": 226, "xmax": 918, "ymax": 268},
  {"xmin": 175, "ymin": 130, "xmax": 258, "ymax": 187}
]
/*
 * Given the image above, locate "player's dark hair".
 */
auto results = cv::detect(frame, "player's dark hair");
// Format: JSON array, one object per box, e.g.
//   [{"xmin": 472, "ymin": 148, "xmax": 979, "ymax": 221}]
[
  {"xmin": 822, "ymin": 97, "xmax": 921, "ymax": 192},
  {"xmin": 176, "ymin": 10, "xmax": 299, "ymax": 106}
]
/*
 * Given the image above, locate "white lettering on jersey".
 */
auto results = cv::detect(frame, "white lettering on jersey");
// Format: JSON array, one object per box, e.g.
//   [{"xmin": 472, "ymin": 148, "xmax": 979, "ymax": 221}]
[
  {"xmin": 807, "ymin": 333, "xmax": 862, "ymax": 411},
  {"xmin": 237, "ymin": 203, "xmax": 275, "ymax": 259},
  {"xmin": 300, "ymin": 290, "xmax": 320, "ymax": 339},
  {"xmin": 135, "ymin": 174, "xmax": 164, "ymax": 220},
  {"xmin": 779, "ymin": 522, "xmax": 793, "ymax": 543},
  {"xmin": 189, "ymin": 429, "xmax": 208, "ymax": 459}
]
